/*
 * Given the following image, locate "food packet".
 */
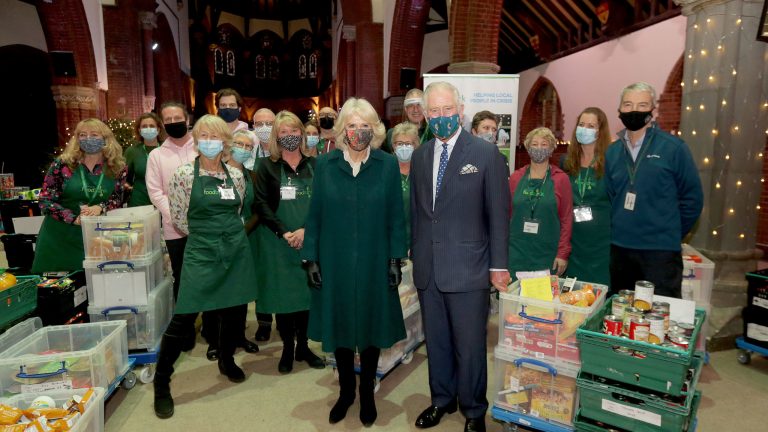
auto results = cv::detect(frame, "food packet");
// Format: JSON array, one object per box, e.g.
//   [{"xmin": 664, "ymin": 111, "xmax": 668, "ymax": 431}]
[
  {"xmin": 0, "ymin": 405, "xmax": 24, "ymax": 425},
  {"xmin": 21, "ymin": 409, "xmax": 68, "ymax": 421},
  {"xmin": 47, "ymin": 412, "xmax": 80, "ymax": 432},
  {"xmin": 0, "ymin": 424, "xmax": 27, "ymax": 432}
]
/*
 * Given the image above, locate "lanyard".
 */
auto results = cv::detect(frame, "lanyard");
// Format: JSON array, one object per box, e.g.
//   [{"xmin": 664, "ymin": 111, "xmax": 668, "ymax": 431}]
[
  {"xmin": 623, "ymin": 130, "xmax": 654, "ymax": 188},
  {"xmin": 79, "ymin": 164, "xmax": 105, "ymax": 205},
  {"xmin": 525, "ymin": 166, "xmax": 549, "ymax": 219},
  {"xmin": 419, "ymin": 125, "xmax": 430, "ymax": 143},
  {"xmin": 576, "ymin": 161, "xmax": 594, "ymax": 204}
]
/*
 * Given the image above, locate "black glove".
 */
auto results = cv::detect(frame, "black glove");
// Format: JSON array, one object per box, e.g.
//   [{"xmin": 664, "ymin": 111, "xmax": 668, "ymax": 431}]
[
  {"xmin": 303, "ymin": 261, "xmax": 322, "ymax": 289},
  {"xmin": 388, "ymin": 259, "xmax": 402, "ymax": 290}
]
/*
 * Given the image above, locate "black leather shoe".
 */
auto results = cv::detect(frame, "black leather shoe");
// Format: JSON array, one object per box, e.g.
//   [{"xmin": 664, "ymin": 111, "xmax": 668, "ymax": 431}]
[
  {"xmin": 206, "ymin": 345, "xmax": 219, "ymax": 361},
  {"xmin": 415, "ymin": 403, "xmax": 458, "ymax": 429},
  {"xmin": 464, "ymin": 417, "xmax": 486, "ymax": 432},
  {"xmin": 218, "ymin": 359, "xmax": 246, "ymax": 383},
  {"xmin": 295, "ymin": 347, "xmax": 325, "ymax": 369},
  {"xmin": 153, "ymin": 393, "xmax": 174, "ymax": 419},
  {"xmin": 254, "ymin": 325, "xmax": 271, "ymax": 342},
  {"xmin": 240, "ymin": 339, "xmax": 260, "ymax": 353},
  {"xmin": 329, "ymin": 395, "xmax": 355, "ymax": 424}
]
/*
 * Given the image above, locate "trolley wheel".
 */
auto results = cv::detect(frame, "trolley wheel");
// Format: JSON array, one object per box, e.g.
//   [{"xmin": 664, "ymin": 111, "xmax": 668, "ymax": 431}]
[
  {"xmin": 122, "ymin": 371, "xmax": 137, "ymax": 390},
  {"xmin": 737, "ymin": 350, "xmax": 751, "ymax": 365},
  {"xmin": 139, "ymin": 364, "xmax": 156, "ymax": 384},
  {"xmin": 502, "ymin": 422, "xmax": 518, "ymax": 432},
  {"xmin": 373, "ymin": 377, "xmax": 381, "ymax": 393},
  {"xmin": 401, "ymin": 351, "xmax": 414, "ymax": 364}
]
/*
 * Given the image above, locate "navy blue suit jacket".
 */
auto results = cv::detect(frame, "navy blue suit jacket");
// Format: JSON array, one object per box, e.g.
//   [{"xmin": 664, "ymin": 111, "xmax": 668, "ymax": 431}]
[{"xmin": 410, "ymin": 129, "xmax": 510, "ymax": 292}]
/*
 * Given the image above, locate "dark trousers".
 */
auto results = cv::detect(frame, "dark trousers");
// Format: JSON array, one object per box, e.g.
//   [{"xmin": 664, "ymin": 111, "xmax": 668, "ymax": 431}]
[
  {"xmin": 418, "ymin": 280, "xmax": 489, "ymax": 419},
  {"xmin": 165, "ymin": 236, "xmax": 217, "ymax": 345},
  {"xmin": 256, "ymin": 312, "xmax": 273, "ymax": 328},
  {"xmin": 155, "ymin": 305, "xmax": 242, "ymax": 385},
  {"xmin": 609, "ymin": 244, "xmax": 683, "ymax": 298}
]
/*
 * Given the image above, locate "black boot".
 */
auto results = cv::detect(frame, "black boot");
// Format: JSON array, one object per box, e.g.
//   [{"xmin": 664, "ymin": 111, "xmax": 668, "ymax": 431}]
[
  {"xmin": 217, "ymin": 309, "xmax": 245, "ymax": 383},
  {"xmin": 255, "ymin": 312, "xmax": 273, "ymax": 341},
  {"xmin": 276, "ymin": 313, "xmax": 295, "ymax": 374},
  {"xmin": 154, "ymin": 328, "xmax": 187, "ymax": 419},
  {"xmin": 359, "ymin": 346, "xmax": 380, "ymax": 427},
  {"xmin": 294, "ymin": 311, "xmax": 325, "ymax": 369},
  {"xmin": 330, "ymin": 348, "xmax": 356, "ymax": 424}
]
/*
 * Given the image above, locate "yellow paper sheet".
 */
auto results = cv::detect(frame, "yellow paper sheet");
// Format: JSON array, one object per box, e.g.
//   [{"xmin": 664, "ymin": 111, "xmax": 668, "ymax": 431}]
[{"xmin": 520, "ymin": 276, "xmax": 554, "ymax": 301}]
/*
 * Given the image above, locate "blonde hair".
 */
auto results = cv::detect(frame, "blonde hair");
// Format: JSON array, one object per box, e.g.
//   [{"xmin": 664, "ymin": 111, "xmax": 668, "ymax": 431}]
[
  {"xmin": 390, "ymin": 122, "xmax": 420, "ymax": 148},
  {"xmin": 523, "ymin": 127, "xmax": 557, "ymax": 151},
  {"xmin": 192, "ymin": 114, "xmax": 233, "ymax": 155},
  {"xmin": 60, "ymin": 118, "xmax": 125, "ymax": 178},
  {"xmin": 268, "ymin": 111, "xmax": 309, "ymax": 161},
  {"xmin": 332, "ymin": 98, "xmax": 386, "ymax": 150}
]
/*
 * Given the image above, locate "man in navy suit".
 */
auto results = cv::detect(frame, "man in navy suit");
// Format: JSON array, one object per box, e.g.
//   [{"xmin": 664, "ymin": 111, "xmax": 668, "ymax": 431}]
[{"xmin": 410, "ymin": 82, "xmax": 510, "ymax": 432}]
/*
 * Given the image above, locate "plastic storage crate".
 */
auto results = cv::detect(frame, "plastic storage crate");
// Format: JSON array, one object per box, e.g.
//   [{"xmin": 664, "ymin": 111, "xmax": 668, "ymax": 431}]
[
  {"xmin": 36, "ymin": 270, "xmax": 89, "ymax": 327},
  {"xmin": 377, "ymin": 302, "xmax": 423, "ymax": 372},
  {"xmin": 493, "ymin": 346, "xmax": 580, "ymax": 427},
  {"xmin": 0, "ymin": 320, "xmax": 128, "ymax": 397},
  {"xmin": 499, "ymin": 279, "xmax": 607, "ymax": 365},
  {"xmin": 0, "ymin": 275, "xmax": 42, "ymax": 329},
  {"xmin": 88, "ymin": 276, "xmax": 173, "ymax": 351},
  {"xmin": 84, "ymin": 249, "xmax": 164, "ymax": 308},
  {"xmin": 81, "ymin": 206, "xmax": 161, "ymax": 263},
  {"xmin": 576, "ymin": 357, "xmax": 702, "ymax": 432},
  {"xmin": 0, "ymin": 387, "xmax": 105, "ymax": 432},
  {"xmin": 576, "ymin": 297, "xmax": 706, "ymax": 396}
]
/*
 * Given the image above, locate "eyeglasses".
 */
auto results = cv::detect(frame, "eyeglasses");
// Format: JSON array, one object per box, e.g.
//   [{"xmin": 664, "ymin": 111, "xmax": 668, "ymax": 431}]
[
  {"xmin": 232, "ymin": 141, "xmax": 254, "ymax": 151},
  {"xmin": 78, "ymin": 132, "xmax": 102, "ymax": 139},
  {"xmin": 254, "ymin": 121, "xmax": 274, "ymax": 128},
  {"xmin": 394, "ymin": 141, "xmax": 415, "ymax": 147}
]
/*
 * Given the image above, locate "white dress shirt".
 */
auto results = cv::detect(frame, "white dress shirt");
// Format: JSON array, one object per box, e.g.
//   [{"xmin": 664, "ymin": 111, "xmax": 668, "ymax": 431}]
[
  {"xmin": 432, "ymin": 127, "xmax": 462, "ymax": 208},
  {"xmin": 343, "ymin": 146, "xmax": 371, "ymax": 177},
  {"xmin": 624, "ymin": 129, "xmax": 646, "ymax": 161}
]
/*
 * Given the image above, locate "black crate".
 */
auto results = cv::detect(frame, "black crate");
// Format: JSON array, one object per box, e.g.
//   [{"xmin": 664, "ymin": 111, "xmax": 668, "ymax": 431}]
[
  {"xmin": 0, "ymin": 200, "xmax": 41, "ymax": 234},
  {"xmin": 746, "ymin": 269, "xmax": 768, "ymax": 310},
  {"xmin": 36, "ymin": 270, "xmax": 89, "ymax": 326},
  {"xmin": 742, "ymin": 305, "xmax": 768, "ymax": 349},
  {"xmin": 0, "ymin": 234, "xmax": 37, "ymax": 274}
]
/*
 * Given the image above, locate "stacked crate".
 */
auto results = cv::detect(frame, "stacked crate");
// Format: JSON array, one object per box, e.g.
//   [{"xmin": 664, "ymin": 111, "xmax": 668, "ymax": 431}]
[
  {"xmin": 574, "ymin": 297, "xmax": 706, "ymax": 431},
  {"xmin": 492, "ymin": 279, "xmax": 607, "ymax": 430},
  {"xmin": 681, "ymin": 243, "xmax": 714, "ymax": 352},
  {"xmin": 743, "ymin": 270, "xmax": 768, "ymax": 349},
  {"xmin": 80, "ymin": 207, "xmax": 172, "ymax": 352}
]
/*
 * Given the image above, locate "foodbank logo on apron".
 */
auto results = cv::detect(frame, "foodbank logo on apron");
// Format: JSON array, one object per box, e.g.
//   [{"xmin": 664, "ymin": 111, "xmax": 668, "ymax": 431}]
[
  {"xmin": 296, "ymin": 186, "xmax": 312, "ymax": 199},
  {"xmin": 522, "ymin": 187, "xmax": 544, "ymax": 198},
  {"xmin": 203, "ymin": 188, "xmax": 219, "ymax": 196}
]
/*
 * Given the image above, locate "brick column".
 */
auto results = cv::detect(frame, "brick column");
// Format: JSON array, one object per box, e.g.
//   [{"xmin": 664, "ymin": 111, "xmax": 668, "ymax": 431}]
[
  {"xmin": 140, "ymin": 12, "xmax": 157, "ymax": 113},
  {"xmin": 51, "ymin": 85, "xmax": 99, "ymax": 145},
  {"xmin": 447, "ymin": 0, "xmax": 503, "ymax": 74},
  {"xmin": 355, "ymin": 22, "xmax": 384, "ymax": 115},
  {"xmin": 341, "ymin": 25, "xmax": 357, "ymax": 104}
]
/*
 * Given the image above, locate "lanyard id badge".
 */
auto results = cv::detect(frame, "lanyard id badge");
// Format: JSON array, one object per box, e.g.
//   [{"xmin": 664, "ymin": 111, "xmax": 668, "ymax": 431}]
[
  {"xmin": 573, "ymin": 206, "xmax": 593, "ymax": 222},
  {"xmin": 218, "ymin": 184, "xmax": 236, "ymax": 200},
  {"xmin": 624, "ymin": 191, "xmax": 636, "ymax": 211},
  {"xmin": 280, "ymin": 176, "xmax": 297, "ymax": 200},
  {"xmin": 523, "ymin": 218, "xmax": 540, "ymax": 234}
]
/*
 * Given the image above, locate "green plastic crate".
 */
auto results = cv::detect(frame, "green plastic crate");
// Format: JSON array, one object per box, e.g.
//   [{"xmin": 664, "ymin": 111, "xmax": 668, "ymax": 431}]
[
  {"xmin": 0, "ymin": 276, "xmax": 41, "ymax": 329},
  {"xmin": 576, "ymin": 357, "xmax": 702, "ymax": 432},
  {"xmin": 574, "ymin": 392, "xmax": 700, "ymax": 432},
  {"xmin": 576, "ymin": 296, "xmax": 706, "ymax": 395}
]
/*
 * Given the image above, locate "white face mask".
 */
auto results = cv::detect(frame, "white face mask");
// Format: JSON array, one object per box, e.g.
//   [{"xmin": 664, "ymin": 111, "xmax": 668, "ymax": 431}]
[
  {"xmin": 576, "ymin": 126, "xmax": 598, "ymax": 145},
  {"xmin": 255, "ymin": 125, "xmax": 272, "ymax": 143}
]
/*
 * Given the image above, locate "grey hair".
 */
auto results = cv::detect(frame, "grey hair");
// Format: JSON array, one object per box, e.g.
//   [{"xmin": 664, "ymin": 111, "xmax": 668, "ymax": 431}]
[
  {"xmin": 620, "ymin": 82, "xmax": 657, "ymax": 106},
  {"xmin": 422, "ymin": 81, "xmax": 463, "ymax": 111}
]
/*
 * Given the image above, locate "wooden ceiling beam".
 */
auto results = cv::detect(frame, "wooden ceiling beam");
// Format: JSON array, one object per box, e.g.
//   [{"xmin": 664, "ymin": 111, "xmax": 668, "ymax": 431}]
[
  {"xmin": 503, "ymin": 8, "xmax": 532, "ymax": 39},
  {"xmin": 533, "ymin": 0, "xmax": 572, "ymax": 33},
  {"xmin": 521, "ymin": 0, "xmax": 561, "ymax": 36},
  {"xmin": 500, "ymin": 18, "xmax": 529, "ymax": 48}
]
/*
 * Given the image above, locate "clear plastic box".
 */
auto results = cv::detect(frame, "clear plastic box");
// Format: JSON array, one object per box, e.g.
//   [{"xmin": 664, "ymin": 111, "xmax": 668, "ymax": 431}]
[
  {"xmin": 377, "ymin": 305, "xmax": 424, "ymax": 372},
  {"xmin": 0, "ymin": 321, "xmax": 129, "ymax": 397},
  {"xmin": 0, "ymin": 387, "xmax": 105, "ymax": 432},
  {"xmin": 498, "ymin": 279, "xmax": 607, "ymax": 365},
  {"xmin": 493, "ymin": 346, "xmax": 580, "ymax": 427},
  {"xmin": 88, "ymin": 276, "xmax": 173, "ymax": 351},
  {"xmin": 681, "ymin": 243, "xmax": 714, "ymax": 309},
  {"xmin": 84, "ymin": 249, "xmax": 164, "ymax": 308},
  {"xmin": 81, "ymin": 206, "xmax": 161, "ymax": 262}
]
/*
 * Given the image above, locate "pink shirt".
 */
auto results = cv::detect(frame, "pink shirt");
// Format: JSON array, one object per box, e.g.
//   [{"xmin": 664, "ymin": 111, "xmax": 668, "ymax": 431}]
[
  {"xmin": 232, "ymin": 120, "xmax": 249, "ymax": 132},
  {"xmin": 146, "ymin": 135, "xmax": 198, "ymax": 240}
]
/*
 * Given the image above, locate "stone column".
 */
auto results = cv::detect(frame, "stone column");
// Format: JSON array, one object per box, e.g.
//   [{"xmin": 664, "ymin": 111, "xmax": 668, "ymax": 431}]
[
  {"xmin": 139, "ymin": 11, "xmax": 157, "ymax": 113},
  {"xmin": 342, "ymin": 25, "xmax": 356, "ymax": 103},
  {"xmin": 51, "ymin": 85, "xmax": 99, "ymax": 146},
  {"xmin": 675, "ymin": 0, "xmax": 768, "ymax": 349}
]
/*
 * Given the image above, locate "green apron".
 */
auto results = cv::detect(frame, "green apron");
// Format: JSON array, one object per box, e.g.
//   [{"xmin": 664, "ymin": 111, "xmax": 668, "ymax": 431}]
[
  {"xmin": 254, "ymin": 164, "xmax": 313, "ymax": 313},
  {"xmin": 565, "ymin": 166, "xmax": 611, "ymax": 286},
  {"xmin": 401, "ymin": 172, "xmax": 411, "ymax": 249},
  {"xmin": 127, "ymin": 144, "xmax": 155, "ymax": 207},
  {"xmin": 175, "ymin": 159, "xmax": 257, "ymax": 313},
  {"xmin": 508, "ymin": 166, "xmax": 560, "ymax": 280},
  {"xmin": 32, "ymin": 164, "xmax": 116, "ymax": 273}
]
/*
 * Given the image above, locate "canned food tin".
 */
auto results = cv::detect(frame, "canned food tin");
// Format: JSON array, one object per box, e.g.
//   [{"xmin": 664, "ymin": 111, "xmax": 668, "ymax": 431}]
[
  {"xmin": 623, "ymin": 307, "xmax": 643, "ymax": 335},
  {"xmin": 629, "ymin": 318, "xmax": 650, "ymax": 342},
  {"xmin": 677, "ymin": 323, "xmax": 695, "ymax": 337},
  {"xmin": 668, "ymin": 335, "xmax": 690, "ymax": 350},
  {"xmin": 633, "ymin": 281, "xmax": 655, "ymax": 312},
  {"xmin": 612, "ymin": 297, "xmax": 629, "ymax": 318},
  {"xmin": 669, "ymin": 320, "xmax": 678, "ymax": 329},
  {"xmin": 603, "ymin": 315, "xmax": 623, "ymax": 336},
  {"xmin": 618, "ymin": 289, "xmax": 634, "ymax": 305},
  {"xmin": 652, "ymin": 301, "xmax": 671, "ymax": 331},
  {"xmin": 646, "ymin": 313, "xmax": 665, "ymax": 344}
]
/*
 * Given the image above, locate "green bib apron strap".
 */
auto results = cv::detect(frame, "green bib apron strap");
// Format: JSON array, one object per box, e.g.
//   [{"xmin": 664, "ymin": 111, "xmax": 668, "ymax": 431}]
[
  {"xmin": 508, "ymin": 166, "xmax": 560, "ymax": 280},
  {"xmin": 32, "ymin": 163, "xmax": 116, "ymax": 273},
  {"xmin": 401, "ymin": 173, "xmax": 411, "ymax": 249},
  {"xmin": 255, "ymin": 163, "xmax": 313, "ymax": 313},
  {"xmin": 566, "ymin": 166, "xmax": 611, "ymax": 286},
  {"xmin": 128, "ymin": 145, "xmax": 155, "ymax": 207},
  {"xmin": 175, "ymin": 159, "xmax": 257, "ymax": 313}
]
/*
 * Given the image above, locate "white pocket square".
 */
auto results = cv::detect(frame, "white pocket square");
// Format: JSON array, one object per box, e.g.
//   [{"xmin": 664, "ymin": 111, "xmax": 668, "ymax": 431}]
[{"xmin": 460, "ymin": 164, "xmax": 479, "ymax": 174}]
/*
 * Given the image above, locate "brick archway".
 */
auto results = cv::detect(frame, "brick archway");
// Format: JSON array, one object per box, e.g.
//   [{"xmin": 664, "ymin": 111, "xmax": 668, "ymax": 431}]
[
  {"xmin": 657, "ymin": 54, "xmax": 684, "ymax": 133},
  {"xmin": 517, "ymin": 77, "xmax": 564, "ymax": 169},
  {"xmin": 154, "ymin": 13, "xmax": 184, "ymax": 111}
]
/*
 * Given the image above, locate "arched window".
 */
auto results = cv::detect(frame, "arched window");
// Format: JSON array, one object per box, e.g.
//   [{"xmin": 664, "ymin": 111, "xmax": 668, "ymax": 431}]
[
  {"xmin": 214, "ymin": 48, "xmax": 224, "ymax": 74},
  {"xmin": 269, "ymin": 55, "xmax": 280, "ymax": 80},
  {"xmin": 309, "ymin": 53, "xmax": 318, "ymax": 79},
  {"xmin": 255, "ymin": 54, "xmax": 266, "ymax": 79},
  {"xmin": 298, "ymin": 54, "xmax": 307, "ymax": 79},
  {"xmin": 226, "ymin": 51, "xmax": 235, "ymax": 76}
]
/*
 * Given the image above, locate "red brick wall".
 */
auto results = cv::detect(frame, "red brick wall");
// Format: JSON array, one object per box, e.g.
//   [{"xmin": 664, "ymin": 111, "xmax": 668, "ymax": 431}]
[
  {"xmin": 517, "ymin": 78, "xmax": 565, "ymax": 169},
  {"xmin": 153, "ymin": 12, "xmax": 185, "ymax": 109},
  {"xmin": 339, "ymin": 0, "xmax": 372, "ymax": 24},
  {"xmin": 449, "ymin": 0, "xmax": 503, "ymax": 64},
  {"xmin": 37, "ymin": 0, "xmax": 98, "ymax": 88},
  {"xmin": 103, "ymin": 0, "xmax": 147, "ymax": 120},
  {"xmin": 355, "ymin": 23, "xmax": 384, "ymax": 115},
  {"xmin": 757, "ymin": 136, "xmax": 768, "ymax": 248},
  {"xmin": 388, "ymin": 0, "xmax": 430, "ymax": 97},
  {"xmin": 657, "ymin": 55, "xmax": 684, "ymax": 133}
]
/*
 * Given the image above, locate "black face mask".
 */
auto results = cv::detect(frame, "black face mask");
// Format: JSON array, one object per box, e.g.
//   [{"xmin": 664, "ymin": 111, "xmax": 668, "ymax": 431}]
[
  {"xmin": 164, "ymin": 121, "xmax": 188, "ymax": 139},
  {"xmin": 319, "ymin": 117, "xmax": 335, "ymax": 130},
  {"xmin": 619, "ymin": 111, "xmax": 652, "ymax": 132}
]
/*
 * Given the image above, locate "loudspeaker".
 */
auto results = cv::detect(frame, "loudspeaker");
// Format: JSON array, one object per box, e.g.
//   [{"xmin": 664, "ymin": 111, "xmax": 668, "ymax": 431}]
[
  {"xmin": 50, "ymin": 51, "xmax": 76, "ymax": 77},
  {"xmin": 399, "ymin": 67, "xmax": 417, "ymax": 90}
]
